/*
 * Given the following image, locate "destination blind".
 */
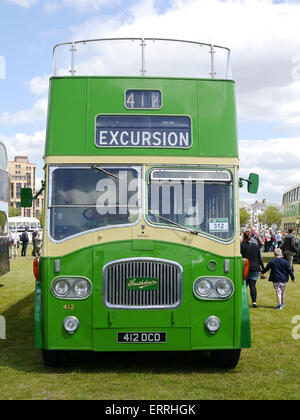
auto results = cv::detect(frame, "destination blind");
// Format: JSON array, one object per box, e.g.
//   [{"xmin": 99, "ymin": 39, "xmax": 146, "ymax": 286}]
[{"xmin": 95, "ymin": 115, "xmax": 192, "ymax": 148}]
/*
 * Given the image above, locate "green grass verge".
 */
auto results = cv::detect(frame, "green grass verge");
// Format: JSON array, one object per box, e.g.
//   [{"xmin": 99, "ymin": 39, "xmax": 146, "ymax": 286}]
[{"xmin": 0, "ymin": 249, "xmax": 300, "ymax": 400}]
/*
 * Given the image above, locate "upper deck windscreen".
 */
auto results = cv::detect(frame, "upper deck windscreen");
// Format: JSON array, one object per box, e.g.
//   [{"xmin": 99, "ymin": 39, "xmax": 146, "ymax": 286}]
[{"xmin": 53, "ymin": 38, "xmax": 232, "ymax": 79}]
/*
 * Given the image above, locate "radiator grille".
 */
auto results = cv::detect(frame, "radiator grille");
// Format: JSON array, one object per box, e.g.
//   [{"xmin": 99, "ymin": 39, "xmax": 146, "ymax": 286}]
[{"xmin": 103, "ymin": 258, "xmax": 183, "ymax": 309}]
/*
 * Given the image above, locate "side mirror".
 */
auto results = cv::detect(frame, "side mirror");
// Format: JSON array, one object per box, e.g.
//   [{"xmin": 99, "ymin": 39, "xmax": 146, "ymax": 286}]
[
  {"xmin": 247, "ymin": 173, "xmax": 259, "ymax": 194},
  {"xmin": 239, "ymin": 173, "xmax": 259, "ymax": 194},
  {"xmin": 21, "ymin": 188, "xmax": 33, "ymax": 208}
]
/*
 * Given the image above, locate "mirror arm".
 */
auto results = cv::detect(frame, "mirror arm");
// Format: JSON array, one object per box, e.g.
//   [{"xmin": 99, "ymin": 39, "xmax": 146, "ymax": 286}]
[
  {"xmin": 239, "ymin": 177, "xmax": 250, "ymax": 188},
  {"xmin": 33, "ymin": 180, "xmax": 46, "ymax": 200}
]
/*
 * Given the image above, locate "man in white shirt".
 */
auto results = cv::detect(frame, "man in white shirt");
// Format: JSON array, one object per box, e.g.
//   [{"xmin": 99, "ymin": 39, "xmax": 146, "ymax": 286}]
[{"xmin": 10, "ymin": 229, "xmax": 20, "ymax": 259}]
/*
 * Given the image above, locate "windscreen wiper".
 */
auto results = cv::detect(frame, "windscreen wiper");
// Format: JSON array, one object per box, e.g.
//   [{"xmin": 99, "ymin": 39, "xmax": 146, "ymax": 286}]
[
  {"xmin": 91, "ymin": 165, "xmax": 128, "ymax": 183},
  {"xmin": 148, "ymin": 211, "xmax": 199, "ymax": 235}
]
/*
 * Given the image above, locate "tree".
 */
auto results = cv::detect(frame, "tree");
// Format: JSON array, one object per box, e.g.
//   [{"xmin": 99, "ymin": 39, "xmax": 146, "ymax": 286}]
[
  {"xmin": 240, "ymin": 207, "xmax": 250, "ymax": 227},
  {"xmin": 8, "ymin": 206, "xmax": 21, "ymax": 217},
  {"xmin": 261, "ymin": 206, "xmax": 281, "ymax": 228}
]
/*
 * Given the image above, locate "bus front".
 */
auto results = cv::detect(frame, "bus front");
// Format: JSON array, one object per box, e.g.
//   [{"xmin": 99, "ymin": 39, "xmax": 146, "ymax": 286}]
[{"xmin": 30, "ymin": 39, "xmax": 255, "ymax": 368}]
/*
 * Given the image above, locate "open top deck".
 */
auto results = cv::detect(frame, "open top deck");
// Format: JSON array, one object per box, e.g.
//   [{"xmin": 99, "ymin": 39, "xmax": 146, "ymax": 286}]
[{"xmin": 52, "ymin": 37, "xmax": 232, "ymax": 79}]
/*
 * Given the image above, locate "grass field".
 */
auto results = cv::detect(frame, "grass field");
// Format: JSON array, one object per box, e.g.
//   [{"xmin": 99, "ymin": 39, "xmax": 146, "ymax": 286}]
[{"xmin": 0, "ymin": 248, "xmax": 300, "ymax": 400}]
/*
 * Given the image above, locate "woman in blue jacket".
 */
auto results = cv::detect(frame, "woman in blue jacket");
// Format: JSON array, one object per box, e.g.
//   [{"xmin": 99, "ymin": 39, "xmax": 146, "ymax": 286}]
[{"xmin": 261, "ymin": 248, "xmax": 296, "ymax": 309}]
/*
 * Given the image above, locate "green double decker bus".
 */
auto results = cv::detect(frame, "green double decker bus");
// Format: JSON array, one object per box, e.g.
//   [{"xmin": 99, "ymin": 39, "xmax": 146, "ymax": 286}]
[{"xmin": 22, "ymin": 38, "xmax": 258, "ymax": 368}]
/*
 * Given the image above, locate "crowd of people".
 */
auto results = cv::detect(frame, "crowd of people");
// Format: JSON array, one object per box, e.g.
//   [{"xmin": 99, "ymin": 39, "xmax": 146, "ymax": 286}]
[
  {"xmin": 8, "ymin": 227, "xmax": 43, "ymax": 259},
  {"xmin": 241, "ymin": 226, "xmax": 297, "ymax": 310}
]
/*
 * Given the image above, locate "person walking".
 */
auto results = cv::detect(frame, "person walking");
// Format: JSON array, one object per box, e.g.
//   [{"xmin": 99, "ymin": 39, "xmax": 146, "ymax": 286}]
[
  {"xmin": 10, "ymin": 229, "xmax": 20, "ymax": 259},
  {"xmin": 32, "ymin": 228, "xmax": 38, "ymax": 256},
  {"xmin": 281, "ymin": 227, "xmax": 298, "ymax": 271},
  {"xmin": 261, "ymin": 248, "xmax": 295, "ymax": 309},
  {"xmin": 241, "ymin": 230, "xmax": 264, "ymax": 308},
  {"xmin": 34, "ymin": 229, "xmax": 43, "ymax": 258},
  {"xmin": 264, "ymin": 230, "xmax": 271, "ymax": 252},
  {"xmin": 259, "ymin": 229, "xmax": 265, "ymax": 252},
  {"xmin": 21, "ymin": 227, "xmax": 29, "ymax": 257},
  {"xmin": 250, "ymin": 226, "xmax": 264, "ymax": 248},
  {"xmin": 275, "ymin": 230, "xmax": 282, "ymax": 249}
]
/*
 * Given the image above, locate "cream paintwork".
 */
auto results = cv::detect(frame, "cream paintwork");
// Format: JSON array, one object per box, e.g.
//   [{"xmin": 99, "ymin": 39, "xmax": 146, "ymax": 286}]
[
  {"xmin": 45, "ymin": 156, "xmax": 239, "ymax": 166},
  {"xmin": 42, "ymin": 156, "xmax": 241, "ymax": 258}
]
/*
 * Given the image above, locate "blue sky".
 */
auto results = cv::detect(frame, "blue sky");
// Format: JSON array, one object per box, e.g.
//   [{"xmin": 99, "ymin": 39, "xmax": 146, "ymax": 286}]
[{"xmin": 1, "ymin": 0, "xmax": 300, "ymax": 204}]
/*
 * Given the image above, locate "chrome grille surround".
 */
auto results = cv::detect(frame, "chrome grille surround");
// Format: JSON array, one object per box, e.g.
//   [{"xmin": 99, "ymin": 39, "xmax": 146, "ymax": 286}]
[{"xmin": 103, "ymin": 257, "xmax": 183, "ymax": 309}]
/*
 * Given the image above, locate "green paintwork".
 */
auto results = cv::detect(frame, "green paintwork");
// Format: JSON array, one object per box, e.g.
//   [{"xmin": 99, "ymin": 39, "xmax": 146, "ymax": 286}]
[
  {"xmin": 45, "ymin": 77, "xmax": 238, "ymax": 158},
  {"xmin": 36, "ymin": 240, "xmax": 249, "ymax": 352}
]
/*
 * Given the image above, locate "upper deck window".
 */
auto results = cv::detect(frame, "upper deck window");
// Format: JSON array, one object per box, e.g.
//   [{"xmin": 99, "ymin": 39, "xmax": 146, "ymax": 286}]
[{"xmin": 52, "ymin": 38, "xmax": 232, "ymax": 80}]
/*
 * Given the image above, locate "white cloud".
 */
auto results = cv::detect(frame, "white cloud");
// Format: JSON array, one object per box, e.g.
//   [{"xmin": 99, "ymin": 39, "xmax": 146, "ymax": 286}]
[
  {"xmin": 0, "ymin": 130, "xmax": 45, "ymax": 164},
  {"xmin": 239, "ymin": 136, "xmax": 300, "ymax": 204},
  {"xmin": 27, "ymin": 74, "xmax": 50, "ymax": 97},
  {"xmin": 0, "ymin": 97, "xmax": 47, "ymax": 126}
]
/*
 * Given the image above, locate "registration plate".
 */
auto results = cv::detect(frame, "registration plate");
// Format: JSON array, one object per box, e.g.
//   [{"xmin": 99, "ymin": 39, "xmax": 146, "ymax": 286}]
[{"xmin": 117, "ymin": 332, "xmax": 167, "ymax": 343}]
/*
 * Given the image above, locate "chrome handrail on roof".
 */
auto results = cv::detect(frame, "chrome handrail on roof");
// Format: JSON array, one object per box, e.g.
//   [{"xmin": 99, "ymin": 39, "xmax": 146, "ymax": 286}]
[{"xmin": 52, "ymin": 37, "xmax": 232, "ymax": 79}]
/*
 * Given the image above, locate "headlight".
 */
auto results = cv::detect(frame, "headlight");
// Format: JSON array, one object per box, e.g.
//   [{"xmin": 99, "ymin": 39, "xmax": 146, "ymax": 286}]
[
  {"xmin": 216, "ymin": 279, "xmax": 233, "ymax": 298},
  {"xmin": 53, "ymin": 279, "xmax": 70, "ymax": 297},
  {"xmin": 73, "ymin": 278, "xmax": 91, "ymax": 298},
  {"xmin": 63, "ymin": 316, "xmax": 79, "ymax": 335},
  {"xmin": 205, "ymin": 316, "xmax": 221, "ymax": 334},
  {"xmin": 194, "ymin": 278, "xmax": 212, "ymax": 297},
  {"xmin": 193, "ymin": 277, "xmax": 234, "ymax": 300},
  {"xmin": 51, "ymin": 277, "xmax": 92, "ymax": 299}
]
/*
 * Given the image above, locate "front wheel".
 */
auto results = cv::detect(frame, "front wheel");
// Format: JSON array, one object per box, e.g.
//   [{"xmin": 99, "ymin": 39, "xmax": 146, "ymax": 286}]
[
  {"xmin": 42, "ymin": 349, "xmax": 70, "ymax": 367},
  {"xmin": 211, "ymin": 349, "xmax": 241, "ymax": 369}
]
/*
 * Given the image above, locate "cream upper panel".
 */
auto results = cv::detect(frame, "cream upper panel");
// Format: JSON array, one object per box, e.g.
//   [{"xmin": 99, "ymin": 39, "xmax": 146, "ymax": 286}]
[
  {"xmin": 45, "ymin": 156, "xmax": 239, "ymax": 166},
  {"xmin": 44, "ymin": 221, "xmax": 240, "ymax": 258}
]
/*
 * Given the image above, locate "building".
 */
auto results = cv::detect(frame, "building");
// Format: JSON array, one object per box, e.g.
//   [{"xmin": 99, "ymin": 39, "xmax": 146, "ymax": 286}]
[
  {"xmin": 8, "ymin": 156, "xmax": 44, "ymax": 218},
  {"xmin": 240, "ymin": 198, "xmax": 281, "ymax": 229}
]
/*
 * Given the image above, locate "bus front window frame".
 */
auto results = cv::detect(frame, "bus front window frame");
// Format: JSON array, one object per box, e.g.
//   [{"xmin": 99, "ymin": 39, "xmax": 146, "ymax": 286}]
[
  {"xmin": 47, "ymin": 164, "xmax": 142, "ymax": 243},
  {"xmin": 145, "ymin": 166, "xmax": 236, "ymax": 243}
]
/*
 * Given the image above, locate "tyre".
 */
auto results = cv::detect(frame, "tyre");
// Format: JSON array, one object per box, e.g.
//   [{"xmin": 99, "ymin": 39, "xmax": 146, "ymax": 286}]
[
  {"xmin": 211, "ymin": 349, "xmax": 241, "ymax": 369},
  {"xmin": 42, "ymin": 349, "xmax": 69, "ymax": 367}
]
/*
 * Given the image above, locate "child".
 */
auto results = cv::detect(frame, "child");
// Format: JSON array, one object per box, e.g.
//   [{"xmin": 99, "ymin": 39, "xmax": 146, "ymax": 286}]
[{"xmin": 261, "ymin": 248, "xmax": 295, "ymax": 309}]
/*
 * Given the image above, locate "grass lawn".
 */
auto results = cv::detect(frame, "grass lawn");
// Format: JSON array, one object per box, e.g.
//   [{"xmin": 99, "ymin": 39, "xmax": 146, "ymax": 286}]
[{"xmin": 0, "ymin": 249, "xmax": 300, "ymax": 400}]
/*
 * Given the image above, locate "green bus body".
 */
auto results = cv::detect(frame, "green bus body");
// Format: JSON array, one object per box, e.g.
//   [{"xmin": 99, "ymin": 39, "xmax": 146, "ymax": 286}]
[
  {"xmin": 31, "ymin": 39, "xmax": 252, "ymax": 368},
  {"xmin": 46, "ymin": 77, "xmax": 238, "ymax": 158}
]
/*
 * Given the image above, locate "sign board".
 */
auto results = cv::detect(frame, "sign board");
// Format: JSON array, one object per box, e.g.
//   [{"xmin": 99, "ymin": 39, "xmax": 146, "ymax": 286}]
[{"xmin": 95, "ymin": 115, "xmax": 192, "ymax": 148}]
